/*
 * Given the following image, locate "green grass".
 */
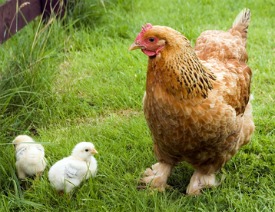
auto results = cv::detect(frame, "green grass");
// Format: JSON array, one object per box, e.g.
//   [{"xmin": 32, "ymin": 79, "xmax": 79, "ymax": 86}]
[{"xmin": 0, "ymin": 0, "xmax": 274, "ymax": 211}]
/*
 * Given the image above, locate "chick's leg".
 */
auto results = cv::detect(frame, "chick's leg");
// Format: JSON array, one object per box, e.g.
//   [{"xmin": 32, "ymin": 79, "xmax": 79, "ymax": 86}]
[
  {"xmin": 16, "ymin": 163, "xmax": 26, "ymax": 179},
  {"xmin": 140, "ymin": 162, "xmax": 172, "ymax": 191},
  {"xmin": 186, "ymin": 170, "xmax": 219, "ymax": 195},
  {"xmin": 35, "ymin": 171, "xmax": 44, "ymax": 180},
  {"xmin": 17, "ymin": 170, "xmax": 26, "ymax": 179}
]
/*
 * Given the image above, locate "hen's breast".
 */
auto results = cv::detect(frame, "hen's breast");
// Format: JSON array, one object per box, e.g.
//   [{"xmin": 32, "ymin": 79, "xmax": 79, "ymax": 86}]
[{"xmin": 144, "ymin": 82, "xmax": 240, "ymax": 166}]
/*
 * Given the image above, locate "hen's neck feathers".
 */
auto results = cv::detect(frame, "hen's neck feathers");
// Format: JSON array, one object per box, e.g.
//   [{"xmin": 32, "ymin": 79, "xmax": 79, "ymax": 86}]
[{"xmin": 147, "ymin": 28, "xmax": 216, "ymax": 99}]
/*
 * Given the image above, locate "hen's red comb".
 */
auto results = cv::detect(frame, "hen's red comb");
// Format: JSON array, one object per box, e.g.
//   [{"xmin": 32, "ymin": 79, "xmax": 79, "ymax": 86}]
[
  {"xmin": 142, "ymin": 23, "xmax": 153, "ymax": 32},
  {"xmin": 135, "ymin": 23, "xmax": 153, "ymax": 41}
]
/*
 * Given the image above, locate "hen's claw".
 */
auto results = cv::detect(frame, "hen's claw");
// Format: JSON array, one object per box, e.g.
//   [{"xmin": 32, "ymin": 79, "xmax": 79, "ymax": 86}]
[
  {"xmin": 139, "ymin": 162, "xmax": 172, "ymax": 192},
  {"xmin": 186, "ymin": 170, "xmax": 221, "ymax": 195}
]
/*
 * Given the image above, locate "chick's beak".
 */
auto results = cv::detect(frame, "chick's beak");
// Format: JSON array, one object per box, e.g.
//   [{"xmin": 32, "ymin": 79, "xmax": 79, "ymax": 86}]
[
  {"xmin": 91, "ymin": 148, "xmax": 98, "ymax": 154},
  {"xmin": 129, "ymin": 42, "xmax": 142, "ymax": 51}
]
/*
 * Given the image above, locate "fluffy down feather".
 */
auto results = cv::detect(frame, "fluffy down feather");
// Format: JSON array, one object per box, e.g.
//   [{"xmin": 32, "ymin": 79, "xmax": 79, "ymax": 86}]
[
  {"xmin": 13, "ymin": 135, "xmax": 47, "ymax": 179},
  {"xmin": 130, "ymin": 8, "xmax": 254, "ymax": 195},
  {"xmin": 48, "ymin": 142, "xmax": 98, "ymax": 193}
]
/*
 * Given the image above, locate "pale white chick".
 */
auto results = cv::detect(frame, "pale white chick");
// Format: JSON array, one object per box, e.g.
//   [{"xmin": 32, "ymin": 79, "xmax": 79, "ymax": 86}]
[
  {"xmin": 13, "ymin": 135, "xmax": 47, "ymax": 179},
  {"xmin": 48, "ymin": 142, "xmax": 98, "ymax": 193}
]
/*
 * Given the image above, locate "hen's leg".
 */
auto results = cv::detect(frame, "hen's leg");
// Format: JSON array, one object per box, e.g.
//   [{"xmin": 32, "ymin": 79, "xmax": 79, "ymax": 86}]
[
  {"xmin": 186, "ymin": 170, "xmax": 219, "ymax": 195},
  {"xmin": 140, "ymin": 162, "xmax": 172, "ymax": 191}
]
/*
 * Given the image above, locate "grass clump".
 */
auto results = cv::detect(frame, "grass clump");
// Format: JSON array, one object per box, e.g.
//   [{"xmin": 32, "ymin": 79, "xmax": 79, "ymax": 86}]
[{"xmin": 0, "ymin": 0, "xmax": 274, "ymax": 211}]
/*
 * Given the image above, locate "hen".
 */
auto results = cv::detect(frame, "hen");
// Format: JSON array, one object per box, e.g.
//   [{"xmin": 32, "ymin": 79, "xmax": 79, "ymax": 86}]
[{"xmin": 129, "ymin": 9, "xmax": 255, "ymax": 195}]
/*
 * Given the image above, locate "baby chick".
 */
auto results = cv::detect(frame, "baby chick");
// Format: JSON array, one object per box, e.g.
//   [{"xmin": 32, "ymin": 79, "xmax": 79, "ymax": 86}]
[
  {"xmin": 13, "ymin": 135, "xmax": 47, "ymax": 179},
  {"xmin": 48, "ymin": 142, "xmax": 98, "ymax": 193}
]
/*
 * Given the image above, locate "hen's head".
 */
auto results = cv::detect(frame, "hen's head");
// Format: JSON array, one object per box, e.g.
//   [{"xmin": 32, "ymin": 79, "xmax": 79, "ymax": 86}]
[
  {"xmin": 129, "ymin": 23, "xmax": 187, "ymax": 57},
  {"xmin": 72, "ymin": 142, "xmax": 98, "ymax": 161}
]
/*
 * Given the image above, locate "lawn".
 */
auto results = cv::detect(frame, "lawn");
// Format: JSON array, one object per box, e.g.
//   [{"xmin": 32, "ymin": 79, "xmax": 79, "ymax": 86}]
[{"xmin": 0, "ymin": 0, "xmax": 274, "ymax": 211}]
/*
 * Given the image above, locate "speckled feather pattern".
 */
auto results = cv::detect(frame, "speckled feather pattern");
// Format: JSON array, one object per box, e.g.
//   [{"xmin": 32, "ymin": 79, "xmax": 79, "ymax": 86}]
[{"xmin": 143, "ymin": 11, "xmax": 254, "ymax": 174}]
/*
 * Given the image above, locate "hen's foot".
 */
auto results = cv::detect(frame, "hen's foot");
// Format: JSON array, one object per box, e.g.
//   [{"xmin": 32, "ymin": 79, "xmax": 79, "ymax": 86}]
[
  {"xmin": 139, "ymin": 162, "xmax": 172, "ymax": 192},
  {"xmin": 186, "ymin": 170, "xmax": 220, "ymax": 195}
]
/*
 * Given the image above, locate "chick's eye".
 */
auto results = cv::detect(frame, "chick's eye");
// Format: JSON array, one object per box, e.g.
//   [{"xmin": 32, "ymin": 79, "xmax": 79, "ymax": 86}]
[
  {"xmin": 85, "ymin": 149, "xmax": 89, "ymax": 152},
  {"xmin": 148, "ymin": 37, "xmax": 155, "ymax": 42}
]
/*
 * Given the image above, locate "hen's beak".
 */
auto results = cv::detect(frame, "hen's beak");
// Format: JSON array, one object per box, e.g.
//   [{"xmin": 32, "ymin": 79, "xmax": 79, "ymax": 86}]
[
  {"xmin": 91, "ymin": 149, "xmax": 98, "ymax": 154},
  {"xmin": 129, "ymin": 42, "xmax": 142, "ymax": 51}
]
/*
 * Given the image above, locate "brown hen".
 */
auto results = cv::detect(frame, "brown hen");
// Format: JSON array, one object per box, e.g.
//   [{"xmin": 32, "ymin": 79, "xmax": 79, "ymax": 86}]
[{"xmin": 129, "ymin": 8, "xmax": 255, "ymax": 195}]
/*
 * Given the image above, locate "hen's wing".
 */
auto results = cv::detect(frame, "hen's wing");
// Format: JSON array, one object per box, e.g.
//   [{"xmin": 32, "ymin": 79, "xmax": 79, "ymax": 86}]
[{"xmin": 195, "ymin": 8, "xmax": 252, "ymax": 115}]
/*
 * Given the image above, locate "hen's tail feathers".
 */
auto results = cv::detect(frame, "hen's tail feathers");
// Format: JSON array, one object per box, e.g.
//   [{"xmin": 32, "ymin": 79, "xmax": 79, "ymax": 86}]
[
  {"xmin": 232, "ymin": 8, "xmax": 251, "ymax": 29},
  {"xmin": 231, "ymin": 8, "xmax": 251, "ymax": 42}
]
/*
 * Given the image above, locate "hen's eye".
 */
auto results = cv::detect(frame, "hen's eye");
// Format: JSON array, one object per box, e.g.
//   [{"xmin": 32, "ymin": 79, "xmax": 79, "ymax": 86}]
[
  {"xmin": 85, "ymin": 149, "xmax": 89, "ymax": 152},
  {"xmin": 148, "ymin": 37, "xmax": 155, "ymax": 42}
]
